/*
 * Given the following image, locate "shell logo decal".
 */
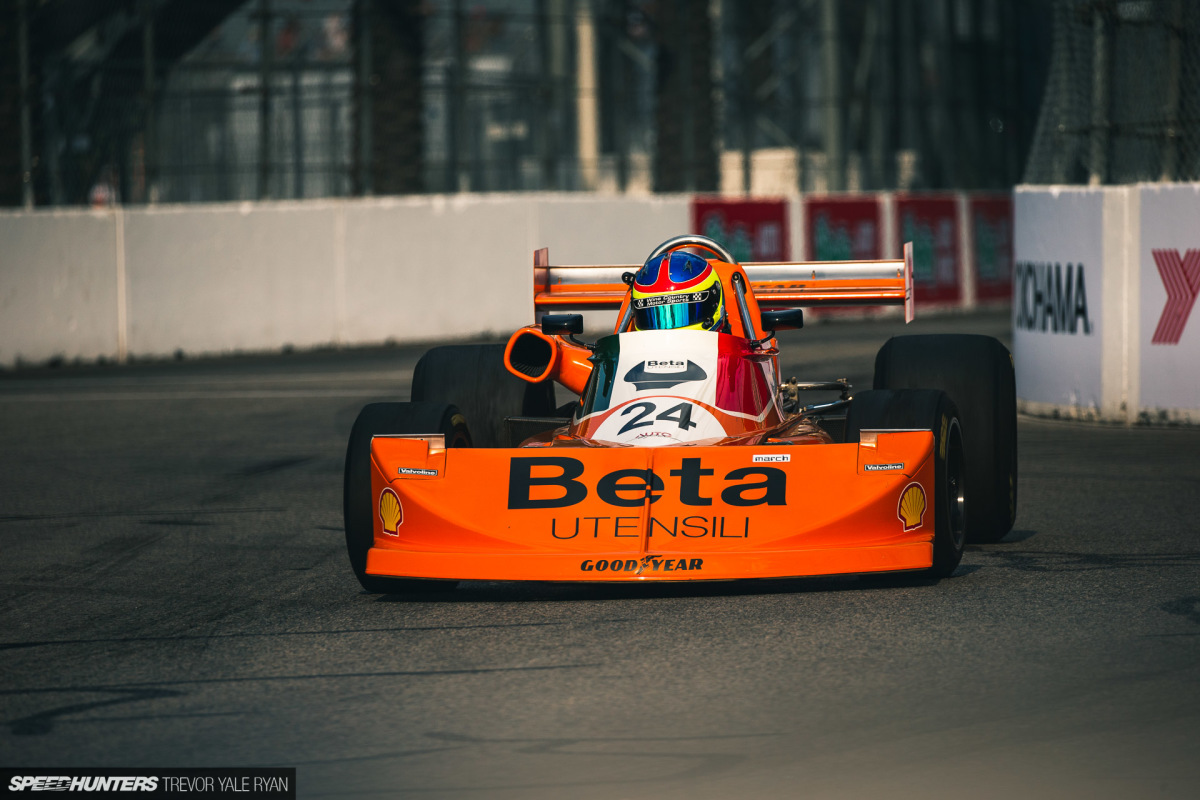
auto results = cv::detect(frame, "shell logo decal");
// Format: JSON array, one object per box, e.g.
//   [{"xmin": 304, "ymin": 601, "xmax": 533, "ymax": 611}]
[
  {"xmin": 897, "ymin": 482, "xmax": 927, "ymax": 531},
  {"xmin": 379, "ymin": 487, "xmax": 403, "ymax": 536}
]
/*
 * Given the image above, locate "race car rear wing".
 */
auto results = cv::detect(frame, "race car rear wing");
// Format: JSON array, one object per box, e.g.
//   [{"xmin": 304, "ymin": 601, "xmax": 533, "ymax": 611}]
[{"xmin": 533, "ymin": 242, "xmax": 915, "ymax": 323}]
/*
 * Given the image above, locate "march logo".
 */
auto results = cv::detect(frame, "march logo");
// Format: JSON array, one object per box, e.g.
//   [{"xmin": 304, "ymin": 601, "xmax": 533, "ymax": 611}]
[
  {"xmin": 1151, "ymin": 249, "xmax": 1200, "ymax": 345},
  {"xmin": 623, "ymin": 360, "xmax": 708, "ymax": 391}
]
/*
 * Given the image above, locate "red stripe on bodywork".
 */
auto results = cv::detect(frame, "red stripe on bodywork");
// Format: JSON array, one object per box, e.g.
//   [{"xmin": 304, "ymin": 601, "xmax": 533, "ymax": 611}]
[{"xmin": 714, "ymin": 336, "xmax": 774, "ymax": 417}]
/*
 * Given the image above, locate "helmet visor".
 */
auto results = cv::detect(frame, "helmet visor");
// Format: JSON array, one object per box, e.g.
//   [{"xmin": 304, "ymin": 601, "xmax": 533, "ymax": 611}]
[{"xmin": 632, "ymin": 287, "xmax": 721, "ymax": 330}]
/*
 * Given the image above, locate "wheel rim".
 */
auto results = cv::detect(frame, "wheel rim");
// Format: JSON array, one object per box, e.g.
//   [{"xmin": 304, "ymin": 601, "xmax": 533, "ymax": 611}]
[{"xmin": 946, "ymin": 419, "xmax": 966, "ymax": 549}]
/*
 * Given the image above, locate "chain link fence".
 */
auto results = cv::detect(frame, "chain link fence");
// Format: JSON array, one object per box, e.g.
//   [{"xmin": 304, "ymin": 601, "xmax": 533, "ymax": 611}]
[
  {"xmin": 155, "ymin": 1, "xmax": 354, "ymax": 203},
  {"xmin": 1024, "ymin": 0, "xmax": 1200, "ymax": 185},
  {"xmin": 59, "ymin": 1, "xmax": 355, "ymax": 205},
  {"xmin": 7, "ymin": 0, "xmax": 1050, "ymax": 206}
]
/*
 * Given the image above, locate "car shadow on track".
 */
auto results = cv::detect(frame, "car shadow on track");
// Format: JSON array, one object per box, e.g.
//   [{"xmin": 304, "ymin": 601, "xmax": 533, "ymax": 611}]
[
  {"xmin": 363, "ymin": 533, "xmax": 1041, "ymax": 604},
  {"xmin": 367, "ymin": 570, "xmax": 963, "ymax": 604}
]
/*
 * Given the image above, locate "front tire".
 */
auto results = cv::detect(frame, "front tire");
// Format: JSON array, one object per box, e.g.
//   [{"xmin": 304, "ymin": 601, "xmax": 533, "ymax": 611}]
[
  {"xmin": 412, "ymin": 344, "xmax": 555, "ymax": 447},
  {"xmin": 846, "ymin": 389, "xmax": 966, "ymax": 579},
  {"xmin": 343, "ymin": 402, "xmax": 469, "ymax": 593},
  {"xmin": 873, "ymin": 334, "xmax": 1016, "ymax": 543}
]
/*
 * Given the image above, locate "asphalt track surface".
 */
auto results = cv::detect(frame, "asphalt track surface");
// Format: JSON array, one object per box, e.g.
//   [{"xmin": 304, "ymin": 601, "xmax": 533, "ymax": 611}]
[{"xmin": 2, "ymin": 310, "xmax": 1199, "ymax": 799}]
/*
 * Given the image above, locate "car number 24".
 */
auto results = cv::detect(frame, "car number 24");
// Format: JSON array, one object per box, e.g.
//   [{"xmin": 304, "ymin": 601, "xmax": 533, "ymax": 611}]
[{"xmin": 592, "ymin": 399, "xmax": 727, "ymax": 444}]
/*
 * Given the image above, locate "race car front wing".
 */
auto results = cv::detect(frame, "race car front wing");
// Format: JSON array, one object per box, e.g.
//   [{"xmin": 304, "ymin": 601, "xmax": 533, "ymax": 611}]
[{"xmin": 366, "ymin": 431, "xmax": 938, "ymax": 582}]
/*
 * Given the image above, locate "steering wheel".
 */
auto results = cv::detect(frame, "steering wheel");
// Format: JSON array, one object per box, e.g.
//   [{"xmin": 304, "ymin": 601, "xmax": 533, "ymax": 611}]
[{"xmin": 646, "ymin": 234, "xmax": 737, "ymax": 264}]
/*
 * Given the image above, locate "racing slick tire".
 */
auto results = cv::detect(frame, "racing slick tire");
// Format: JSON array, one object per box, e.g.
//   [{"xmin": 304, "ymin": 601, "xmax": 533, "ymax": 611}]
[
  {"xmin": 845, "ymin": 389, "xmax": 966, "ymax": 579},
  {"xmin": 872, "ymin": 334, "xmax": 1016, "ymax": 543},
  {"xmin": 344, "ymin": 402, "xmax": 469, "ymax": 594},
  {"xmin": 412, "ymin": 344, "xmax": 556, "ymax": 448}
]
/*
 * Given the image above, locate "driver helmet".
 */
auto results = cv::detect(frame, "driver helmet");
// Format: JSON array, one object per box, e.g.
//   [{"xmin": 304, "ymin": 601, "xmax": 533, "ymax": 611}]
[{"xmin": 630, "ymin": 251, "xmax": 726, "ymax": 331}]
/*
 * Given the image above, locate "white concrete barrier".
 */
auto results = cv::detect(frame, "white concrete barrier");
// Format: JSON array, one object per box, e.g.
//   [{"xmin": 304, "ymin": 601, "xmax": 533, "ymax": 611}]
[
  {"xmin": 342, "ymin": 195, "xmax": 531, "ymax": 344},
  {"xmin": 530, "ymin": 194, "xmax": 690, "ymax": 263},
  {"xmin": 5, "ymin": 191, "xmax": 1024, "ymax": 368},
  {"xmin": 124, "ymin": 202, "xmax": 341, "ymax": 356},
  {"xmin": 519, "ymin": 194, "xmax": 690, "ymax": 332},
  {"xmin": 1014, "ymin": 183, "xmax": 1200, "ymax": 424},
  {"xmin": 0, "ymin": 209, "xmax": 122, "ymax": 365},
  {"xmin": 0, "ymin": 194, "xmax": 691, "ymax": 367}
]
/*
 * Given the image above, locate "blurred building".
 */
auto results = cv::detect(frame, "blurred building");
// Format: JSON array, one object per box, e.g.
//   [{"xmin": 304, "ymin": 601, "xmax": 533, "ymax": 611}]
[
  {"xmin": 2, "ymin": 0, "xmax": 1063, "ymax": 207},
  {"xmin": 1024, "ymin": 0, "xmax": 1200, "ymax": 185}
]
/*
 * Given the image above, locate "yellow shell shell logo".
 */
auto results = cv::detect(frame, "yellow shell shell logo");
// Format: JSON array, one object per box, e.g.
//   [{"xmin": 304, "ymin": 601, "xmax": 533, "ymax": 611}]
[
  {"xmin": 897, "ymin": 483, "xmax": 927, "ymax": 531},
  {"xmin": 379, "ymin": 488, "xmax": 403, "ymax": 535}
]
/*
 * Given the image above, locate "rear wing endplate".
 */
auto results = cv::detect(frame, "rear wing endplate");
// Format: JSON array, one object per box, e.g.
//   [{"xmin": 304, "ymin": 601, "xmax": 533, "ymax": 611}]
[{"xmin": 534, "ymin": 242, "xmax": 915, "ymax": 323}]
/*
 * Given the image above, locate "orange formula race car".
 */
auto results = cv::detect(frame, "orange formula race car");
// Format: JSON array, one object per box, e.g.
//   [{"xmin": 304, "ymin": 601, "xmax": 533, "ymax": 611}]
[{"xmin": 343, "ymin": 235, "xmax": 1017, "ymax": 593}]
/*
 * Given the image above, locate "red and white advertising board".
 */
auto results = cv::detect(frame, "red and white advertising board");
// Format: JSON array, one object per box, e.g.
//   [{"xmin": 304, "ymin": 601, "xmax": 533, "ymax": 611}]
[
  {"xmin": 969, "ymin": 194, "xmax": 1014, "ymax": 303},
  {"xmin": 691, "ymin": 198, "xmax": 790, "ymax": 262},
  {"xmin": 1139, "ymin": 184, "xmax": 1200, "ymax": 415},
  {"xmin": 804, "ymin": 197, "xmax": 881, "ymax": 261},
  {"xmin": 895, "ymin": 194, "xmax": 962, "ymax": 305}
]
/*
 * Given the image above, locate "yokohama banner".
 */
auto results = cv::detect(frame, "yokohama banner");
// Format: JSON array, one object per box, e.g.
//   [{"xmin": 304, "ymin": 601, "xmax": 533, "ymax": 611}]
[
  {"xmin": 1012, "ymin": 188, "xmax": 1103, "ymax": 409},
  {"xmin": 692, "ymin": 199, "xmax": 789, "ymax": 262},
  {"xmin": 1139, "ymin": 184, "xmax": 1200, "ymax": 413},
  {"xmin": 895, "ymin": 194, "xmax": 961, "ymax": 304}
]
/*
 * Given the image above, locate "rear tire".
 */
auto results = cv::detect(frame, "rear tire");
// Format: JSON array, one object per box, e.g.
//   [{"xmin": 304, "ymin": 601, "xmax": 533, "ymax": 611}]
[
  {"xmin": 412, "ymin": 344, "xmax": 556, "ymax": 447},
  {"xmin": 873, "ymin": 334, "xmax": 1016, "ymax": 543},
  {"xmin": 343, "ymin": 402, "xmax": 468, "ymax": 593},
  {"xmin": 846, "ymin": 389, "xmax": 966, "ymax": 579}
]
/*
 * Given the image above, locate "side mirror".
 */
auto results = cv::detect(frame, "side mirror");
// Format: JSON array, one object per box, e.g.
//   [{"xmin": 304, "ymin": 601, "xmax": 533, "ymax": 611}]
[
  {"xmin": 761, "ymin": 308, "xmax": 804, "ymax": 332},
  {"xmin": 541, "ymin": 313, "xmax": 584, "ymax": 336}
]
